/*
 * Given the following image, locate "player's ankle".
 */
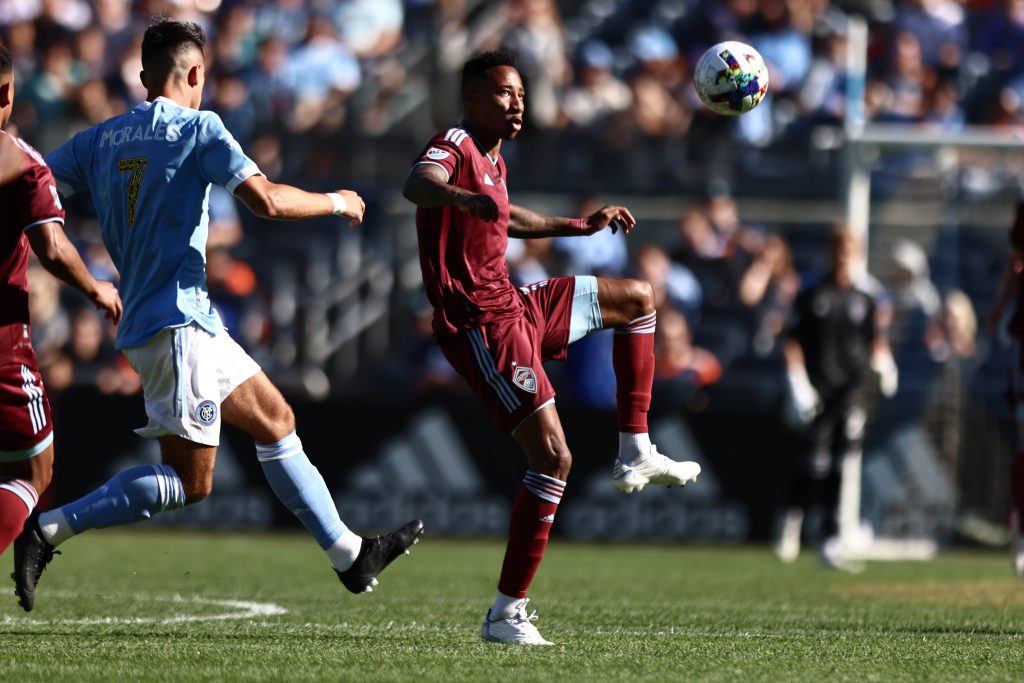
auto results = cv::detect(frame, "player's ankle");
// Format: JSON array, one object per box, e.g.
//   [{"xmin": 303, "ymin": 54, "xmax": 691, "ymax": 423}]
[
  {"xmin": 617, "ymin": 431, "xmax": 651, "ymax": 466},
  {"xmin": 491, "ymin": 590, "xmax": 524, "ymax": 618}
]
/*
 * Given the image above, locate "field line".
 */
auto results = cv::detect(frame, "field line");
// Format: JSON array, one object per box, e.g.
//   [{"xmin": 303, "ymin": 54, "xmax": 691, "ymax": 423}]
[{"xmin": 1, "ymin": 591, "xmax": 287, "ymax": 626}]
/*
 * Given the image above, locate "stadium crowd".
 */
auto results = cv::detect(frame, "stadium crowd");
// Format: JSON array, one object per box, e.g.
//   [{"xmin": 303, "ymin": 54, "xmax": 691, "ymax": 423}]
[{"xmin": 0, "ymin": 0, "xmax": 1007, "ymax": 407}]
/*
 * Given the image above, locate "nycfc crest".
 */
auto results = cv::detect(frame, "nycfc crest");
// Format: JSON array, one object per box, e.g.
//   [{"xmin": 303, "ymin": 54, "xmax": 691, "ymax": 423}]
[
  {"xmin": 512, "ymin": 365, "xmax": 538, "ymax": 394},
  {"xmin": 195, "ymin": 400, "xmax": 218, "ymax": 426}
]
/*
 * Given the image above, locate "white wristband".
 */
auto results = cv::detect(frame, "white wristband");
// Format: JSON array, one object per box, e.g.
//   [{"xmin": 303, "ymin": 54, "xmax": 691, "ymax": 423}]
[{"xmin": 327, "ymin": 192, "xmax": 347, "ymax": 216}]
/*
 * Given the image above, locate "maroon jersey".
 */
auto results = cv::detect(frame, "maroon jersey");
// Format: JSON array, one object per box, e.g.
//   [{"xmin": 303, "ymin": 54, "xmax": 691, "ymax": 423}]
[
  {"xmin": 412, "ymin": 126, "xmax": 523, "ymax": 336},
  {"xmin": 0, "ymin": 130, "xmax": 65, "ymax": 356}
]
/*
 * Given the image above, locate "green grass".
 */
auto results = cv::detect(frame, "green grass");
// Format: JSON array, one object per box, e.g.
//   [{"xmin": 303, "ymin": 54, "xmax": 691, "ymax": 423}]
[{"xmin": 2, "ymin": 532, "xmax": 1024, "ymax": 681}]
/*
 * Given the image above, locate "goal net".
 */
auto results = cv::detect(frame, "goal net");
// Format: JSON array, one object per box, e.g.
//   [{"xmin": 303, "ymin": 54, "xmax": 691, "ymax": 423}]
[{"xmin": 840, "ymin": 124, "xmax": 1024, "ymax": 559}]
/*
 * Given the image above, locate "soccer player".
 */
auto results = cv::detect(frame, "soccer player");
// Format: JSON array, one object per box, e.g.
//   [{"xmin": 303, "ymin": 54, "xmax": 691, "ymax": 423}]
[
  {"xmin": 985, "ymin": 201, "xmax": 1024, "ymax": 577},
  {"xmin": 11, "ymin": 20, "xmax": 422, "ymax": 612},
  {"xmin": 0, "ymin": 46, "xmax": 122, "ymax": 558},
  {"xmin": 777, "ymin": 226, "xmax": 888, "ymax": 571},
  {"xmin": 402, "ymin": 51, "xmax": 700, "ymax": 645}
]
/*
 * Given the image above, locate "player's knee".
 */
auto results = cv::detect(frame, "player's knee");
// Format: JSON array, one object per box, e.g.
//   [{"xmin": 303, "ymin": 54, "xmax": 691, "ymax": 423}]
[
  {"xmin": 183, "ymin": 476, "xmax": 214, "ymax": 504},
  {"xmin": 627, "ymin": 279, "xmax": 655, "ymax": 318},
  {"xmin": 531, "ymin": 440, "xmax": 572, "ymax": 479}
]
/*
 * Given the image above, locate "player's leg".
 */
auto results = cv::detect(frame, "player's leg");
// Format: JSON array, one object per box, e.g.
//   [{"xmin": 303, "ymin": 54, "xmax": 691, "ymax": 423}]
[
  {"xmin": 818, "ymin": 399, "xmax": 865, "ymax": 573},
  {"xmin": 11, "ymin": 437, "xmax": 200, "ymax": 611},
  {"xmin": 0, "ymin": 443, "xmax": 52, "ymax": 556},
  {"xmin": 593, "ymin": 276, "xmax": 700, "ymax": 492},
  {"xmin": 481, "ymin": 404, "xmax": 567, "ymax": 646},
  {"xmin": 221, "ymin": 371, "xmax": 422, "ymax": 593}
]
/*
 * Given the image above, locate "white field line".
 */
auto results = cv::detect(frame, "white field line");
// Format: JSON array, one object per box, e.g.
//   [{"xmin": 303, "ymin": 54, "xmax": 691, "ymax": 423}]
[{"xmin": 1, "ymin": 591, "xmax": 286, "ymax": 626}]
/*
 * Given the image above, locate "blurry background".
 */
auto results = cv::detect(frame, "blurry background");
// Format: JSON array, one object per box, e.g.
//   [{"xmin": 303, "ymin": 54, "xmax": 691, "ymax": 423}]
[{"xmin": 5, "ymin": 0, "xmax": 1023, "ymax": 548}]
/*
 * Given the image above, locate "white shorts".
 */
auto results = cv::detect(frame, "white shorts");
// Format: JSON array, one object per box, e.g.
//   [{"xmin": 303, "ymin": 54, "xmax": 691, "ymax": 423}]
[{"xmin": 123, "ymin": 322, "xmax": 261, "ymax": 446}]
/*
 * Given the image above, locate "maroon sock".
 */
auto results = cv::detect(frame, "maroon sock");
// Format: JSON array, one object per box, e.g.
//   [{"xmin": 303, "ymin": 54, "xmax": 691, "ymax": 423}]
[
  {"xmin": 1013, "ymin": 453, "xmax": 1024, "ymax": 529},
  {"xmin": 612, "ymin": 312, "xmax": 657, "ymax": 433},
  {"xmin": 0, "ymin": 480, "xmax": 37, "ymax": 556},
  {"xmin": 497, "ymin": 472, "xmax": 565, "ymax": 599}
]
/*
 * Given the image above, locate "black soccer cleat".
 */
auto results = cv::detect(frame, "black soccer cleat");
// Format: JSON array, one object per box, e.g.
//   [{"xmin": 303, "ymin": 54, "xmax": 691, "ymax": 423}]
[
  {"xmin": 10, "ymin": 510, "xmax": 59, "ymax": 612},
  {"xmin": 337, "ymin": 519, "xmax": 424, "ymax": 594}
]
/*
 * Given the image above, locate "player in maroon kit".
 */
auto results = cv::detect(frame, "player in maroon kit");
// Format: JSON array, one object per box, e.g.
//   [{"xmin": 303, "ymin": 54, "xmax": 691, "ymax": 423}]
[
  {"xmin": 402, "ymin": 51, "xmax": 701, "ymax": 644},
  {"xmin": 987, "ymin": 202, "xmax": 1024, "ymax": 577},
  {"xmin": 0, "ymin": 47, "xmax": 122, "ymax": 559}
]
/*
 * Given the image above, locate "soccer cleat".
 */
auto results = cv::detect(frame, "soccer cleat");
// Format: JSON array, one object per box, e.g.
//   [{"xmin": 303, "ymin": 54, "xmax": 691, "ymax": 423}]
[
  {"xmin": 819, "ymin": 536, "xmax": 864, "ymax": 574},
  {"xmin": 1014, "ymin": 535, "xmax": 1024, "ymax": 579},
  {"xmin": 10, "ymin": 511, "xmax": 59, "ymax": 612},
  {"xmin": 612, "ymin": 444, "xmax": 700, "ymax": 494},
  {"xmin": 337, "ymin": 519, "xmax": 424, "ymax": 594},
  {"xmin": 480, "ymin": 599, "xmax": 553, "ymax": 645}
]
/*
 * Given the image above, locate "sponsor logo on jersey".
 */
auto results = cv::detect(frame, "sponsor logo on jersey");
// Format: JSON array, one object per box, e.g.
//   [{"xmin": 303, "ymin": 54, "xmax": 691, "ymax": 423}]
[
  {"xmin": 425, "ymin": 146, "xmax": 450, "ymax": 160},
  {"xmin": 195, "ymin": 400, "xmax": 218, "ymax": 426},
  {"xmin": 512, "ymin": 366, "xmax": 538, "ymax": 393}
]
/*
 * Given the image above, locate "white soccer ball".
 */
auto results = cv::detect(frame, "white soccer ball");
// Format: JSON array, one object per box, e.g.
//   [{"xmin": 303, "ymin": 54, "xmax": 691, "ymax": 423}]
[{"xmin": 694, "ymin": 41, "xmax": 769, "ymax": 116}]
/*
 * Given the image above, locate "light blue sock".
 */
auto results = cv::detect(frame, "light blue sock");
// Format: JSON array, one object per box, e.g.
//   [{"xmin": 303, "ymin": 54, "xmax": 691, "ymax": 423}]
[
  {"xmin": 256, "ymin": 432, "xmax": 348, "ymax": 550},
  {"xmin": 59, "ymin": 464, "xmax": 186, "ymax": 536}
]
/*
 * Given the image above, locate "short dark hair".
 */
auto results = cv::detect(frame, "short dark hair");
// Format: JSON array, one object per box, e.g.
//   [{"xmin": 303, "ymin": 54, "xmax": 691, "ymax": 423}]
[
  {"xmin": 461, "ymin": 50, "xmax": 518, "ymax": 93},
  {"xmin": 0, "ymin": 46, "xmax": 12, "ymax": 76},
  {"xmin": 141, "ymin": 19, "xmax": 205, "ymax": 84}
]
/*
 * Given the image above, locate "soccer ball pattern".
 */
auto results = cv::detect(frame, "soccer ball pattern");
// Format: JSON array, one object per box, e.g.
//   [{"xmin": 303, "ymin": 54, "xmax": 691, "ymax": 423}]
[{"xmin": 694, "ymin": 41, "xmax": 770, "ymax": 116}]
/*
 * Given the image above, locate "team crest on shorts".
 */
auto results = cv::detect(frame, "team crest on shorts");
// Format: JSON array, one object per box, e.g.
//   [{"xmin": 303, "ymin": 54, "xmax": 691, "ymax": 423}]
[
  {"xmin": 195, "ymin": 400, "xmax": 218, "ymax": 426},
  {"xmin": 512, "ymin": 365, "xmax": 538, "ymax": 394}
]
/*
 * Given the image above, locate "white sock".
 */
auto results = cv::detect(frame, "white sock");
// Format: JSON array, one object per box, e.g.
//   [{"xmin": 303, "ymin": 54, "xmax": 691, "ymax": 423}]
[
  {"xmin": 326, "ymin": 528, "xmax": 364, "ymax": 571},
  {"xmin": 490, "ymin": 590, "xmax": 524, "ymax": 619},
  {"xmin": 39, "ymin": 508, "xmax": 75, "ymax": 547},
  {"xmin": 618, "ymin": 432, "xmax": 652, "ymax": 466}
]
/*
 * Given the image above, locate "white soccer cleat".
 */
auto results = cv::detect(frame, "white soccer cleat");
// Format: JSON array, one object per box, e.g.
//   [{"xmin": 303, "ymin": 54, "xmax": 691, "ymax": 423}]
[
  {"xmin": 1014, "ymin": 536, "xmax": 1024, "ymax": 579},
  {"xmin": 611, "ymin": 444, "xmax": 701, "ymax": 494},
  {"xmin": 820, "ymin": 536, "xmax": 864, "ymax": 574},
  {"xmin": 480, "ymin": 599, "xmax": 553, "ymax": 645}
]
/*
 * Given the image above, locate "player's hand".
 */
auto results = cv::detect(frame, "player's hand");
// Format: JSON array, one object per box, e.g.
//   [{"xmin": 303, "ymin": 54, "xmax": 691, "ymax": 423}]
[
  {"xmin": 91, "ymin": 281, "xmax": 123, "ymax": 325},
  {"xmin": 334, "ymin": 189, "xmax": 366, "ymax": 228},
  {"xmin": 584, "ymin": 205, "xmax": 637, "ymax": 236},
  {"xmin": 456, "ymin": 193, "xmax": 499, "ymax": 222},
  {"xmin": 782, "ymin": 366, "xmax": 821, "ymax": 430}
]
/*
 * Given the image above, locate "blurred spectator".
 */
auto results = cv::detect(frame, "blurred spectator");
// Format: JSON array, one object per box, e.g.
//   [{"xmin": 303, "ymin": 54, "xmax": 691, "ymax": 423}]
[
  {"xmin": 282, "ymin": 15, "xmax": 361, "ymax": 133},
  {"xmin": 559, "ymin": 41, "xmax": 632, "ymax": 130},
  {"xmin": 333, "ymin": 0, "xmax": 404, "ymax": 60},
  {"xmin": 926, "ymin": 289, "xmax": 978, "ymax": 362},
  {"xmin": 633, "ymin": 242, "xmax": 703, "ymax": 325},
  {"xmin": 654, "ymin": 307, "xmax": 722, "ymax": 389},
  {"xmin": 499, "ymin": 0, "xmax": 569, "ymax": 130}
]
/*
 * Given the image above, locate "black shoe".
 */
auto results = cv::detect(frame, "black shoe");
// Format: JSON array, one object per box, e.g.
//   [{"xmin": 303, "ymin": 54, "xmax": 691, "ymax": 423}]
[
  {"xmin": 10, "ymin": 510, "xmax": 59, "ymax": 612},
  {"xmin": 337, "ymin": 519, "xmax": 424, "ymax": 594}
]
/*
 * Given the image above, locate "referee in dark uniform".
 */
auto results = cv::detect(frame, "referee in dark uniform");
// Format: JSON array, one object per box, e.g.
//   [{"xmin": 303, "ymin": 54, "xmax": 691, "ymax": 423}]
[{"xmin": 776, "ymin": 226, "xmax": 888, "ymax": 570}]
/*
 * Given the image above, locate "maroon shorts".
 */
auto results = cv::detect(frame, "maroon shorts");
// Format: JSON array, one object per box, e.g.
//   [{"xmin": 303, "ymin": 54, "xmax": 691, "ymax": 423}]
[
  {"xmin": 0, "ymin": 350, "xmax": 53, "ymax": 461},
  {"xmin": 438, "ymin": 277, "xmax": 576, "ymax": 433}
]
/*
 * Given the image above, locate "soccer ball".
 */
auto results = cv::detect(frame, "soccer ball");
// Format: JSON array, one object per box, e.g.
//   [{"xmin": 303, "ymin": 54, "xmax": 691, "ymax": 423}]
[{"xmin": 694, "ymin": 41, "xmax": 769, "ymax": 116}]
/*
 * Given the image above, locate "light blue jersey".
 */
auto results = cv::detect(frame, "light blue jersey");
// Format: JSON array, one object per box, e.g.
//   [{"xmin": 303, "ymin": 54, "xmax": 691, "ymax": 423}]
[{"xmin": 46, "ymin": 97, "xmax": 261, "ymax": 348}]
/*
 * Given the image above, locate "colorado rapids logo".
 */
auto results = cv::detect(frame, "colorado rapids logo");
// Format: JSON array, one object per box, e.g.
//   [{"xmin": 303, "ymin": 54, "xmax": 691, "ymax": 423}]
[{"xmin": 512, "ymin": 365, "xmax": 538, "ymax": 394}]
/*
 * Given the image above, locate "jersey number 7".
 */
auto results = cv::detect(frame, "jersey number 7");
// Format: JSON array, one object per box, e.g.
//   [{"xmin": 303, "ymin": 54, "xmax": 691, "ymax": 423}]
[{"xmin": 117, "ymin": 156, "xmax": 147, "ymax": 226}]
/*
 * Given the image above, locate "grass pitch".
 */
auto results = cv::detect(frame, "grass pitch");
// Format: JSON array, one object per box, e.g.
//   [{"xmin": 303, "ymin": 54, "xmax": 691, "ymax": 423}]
[{"xmin": 1, "ymin": 532, "xmax": 1023, "ymax": 681}]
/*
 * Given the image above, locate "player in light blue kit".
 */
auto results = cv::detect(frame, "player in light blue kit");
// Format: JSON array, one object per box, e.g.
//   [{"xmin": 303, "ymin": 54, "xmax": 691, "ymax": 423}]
[{"xmin": 11, "ymin": 19, "xmax": 422, "ymax": 612}]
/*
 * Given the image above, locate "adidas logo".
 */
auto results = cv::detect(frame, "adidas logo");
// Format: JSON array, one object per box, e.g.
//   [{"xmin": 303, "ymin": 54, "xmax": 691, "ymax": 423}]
[
  {"xmin": 483, "ymin": 175, "xmax": 494, "ymax": 186},
  {"xmin": 341, "ymin": 410, "xmax": 508, "ymax": 535},
  {"xmin": 539, "ymin": 514, "xmax": 555, "ymax": 523}
]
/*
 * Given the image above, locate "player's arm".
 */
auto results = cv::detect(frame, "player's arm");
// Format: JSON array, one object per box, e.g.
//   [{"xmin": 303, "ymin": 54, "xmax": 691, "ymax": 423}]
[
  {"xmin": 234, "ymin": 175, "xmax": 365, "ymax": 227},
  {"xmin": 402, "ymin": 164, "xmax": 498, "ymax": 220},
  {"xmin": 25, "ymin": 221, "xmax": 122, "ymax": 324},
  {"xmin": 508, "ymin": 203, "xmax": 637, "ymax": 239}
]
